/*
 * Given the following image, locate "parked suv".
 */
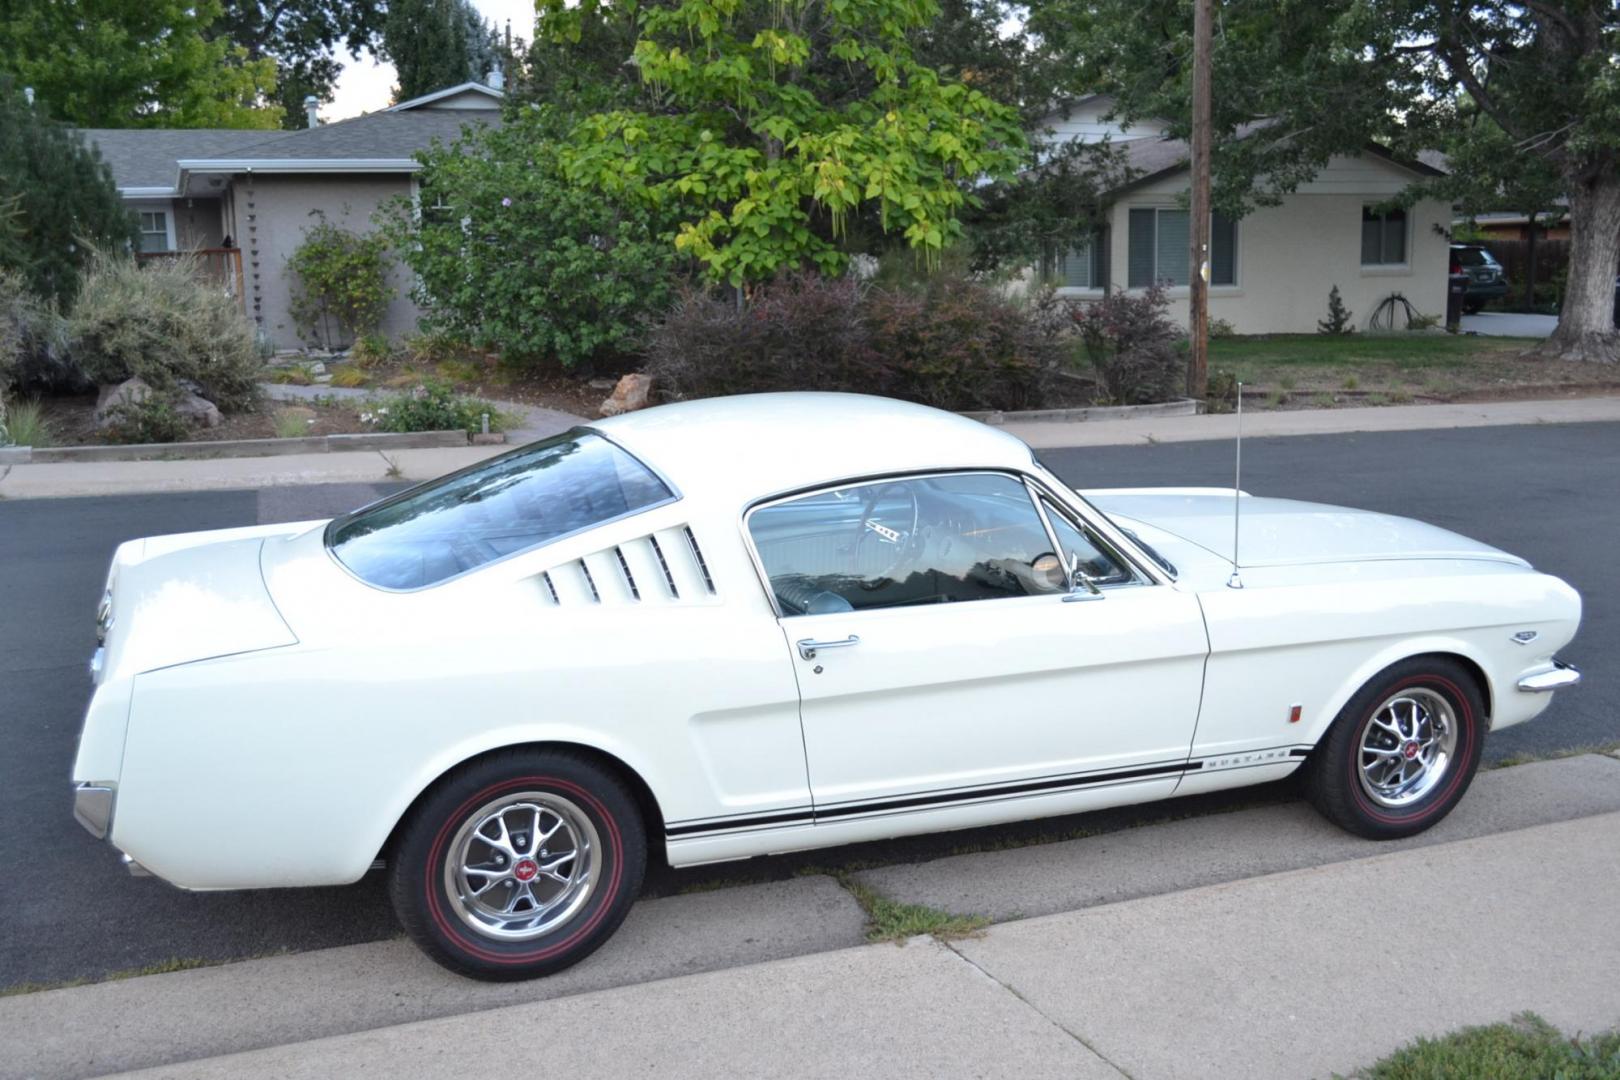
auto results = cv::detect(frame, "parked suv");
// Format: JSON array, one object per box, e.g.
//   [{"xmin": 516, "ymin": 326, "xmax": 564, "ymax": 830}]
[{"xmin": 1450, "ymin": 244, "xmax": 1509, "ymax": 313}]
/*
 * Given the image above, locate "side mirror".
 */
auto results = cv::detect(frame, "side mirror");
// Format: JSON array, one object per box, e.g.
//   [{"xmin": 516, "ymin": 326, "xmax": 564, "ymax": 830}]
[{"xmin": 1063, "ymin": 551, "xmax": 1104, "ymax": 602}]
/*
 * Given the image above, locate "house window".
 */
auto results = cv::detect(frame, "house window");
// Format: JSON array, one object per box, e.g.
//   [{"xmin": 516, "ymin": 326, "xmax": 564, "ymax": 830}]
[
  {"xmin": 1361, "ymin": 206, "xmax": 1407, "ymax": 265},
  {"xmin": 1054, "ymin": 230, "xmax": 1107, "ymax": 290},
  {"xmin": 138, "ymin": 210, "xmax": 170, "ymax": 253},
  {"xmin": 1127, "ymin": 208, "xmax": 1236, "ymax": 287}
]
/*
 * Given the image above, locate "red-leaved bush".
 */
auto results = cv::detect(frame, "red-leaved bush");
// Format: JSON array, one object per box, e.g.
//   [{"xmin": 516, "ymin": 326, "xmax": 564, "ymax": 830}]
[
  {"xmin": 645, "ymin": 272, "xmax": 1067, "ymax": 412},
  {"xmin": 1070, "ymin": 284, "xmax": 1187, "ymax": 405}
]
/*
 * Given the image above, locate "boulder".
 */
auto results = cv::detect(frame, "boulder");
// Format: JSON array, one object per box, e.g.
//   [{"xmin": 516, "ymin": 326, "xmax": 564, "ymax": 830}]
[
  {"xmin": 599, "ymin": 373, "xmax": 654, "ymax": 417},
  {"xmin": 94, "ymin": 377, "xmax": 154, "ymax": 428},
  {"xmin": 94, "ymin": 377, "xmax": 222, "ymax": 430},
  {"xmin": 174, "ymin": 390, "xmax": 223, "ymax": 428}
]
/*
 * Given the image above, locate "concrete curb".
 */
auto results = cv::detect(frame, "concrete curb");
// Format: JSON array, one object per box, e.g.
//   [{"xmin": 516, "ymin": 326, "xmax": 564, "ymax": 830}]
[
  {"xmin": 963, "ymin": 398, "xmax": 1200, "ymax": 424},
  {"xmin": 4, "ymin": 430, "xmax": 469, "ymax": 464}
]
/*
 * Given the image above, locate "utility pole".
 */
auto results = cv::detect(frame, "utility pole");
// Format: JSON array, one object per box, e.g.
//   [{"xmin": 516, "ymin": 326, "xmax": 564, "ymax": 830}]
[{"xmin": 1187, "ymin": 0, "xmax": 1213, "ymax": 400}]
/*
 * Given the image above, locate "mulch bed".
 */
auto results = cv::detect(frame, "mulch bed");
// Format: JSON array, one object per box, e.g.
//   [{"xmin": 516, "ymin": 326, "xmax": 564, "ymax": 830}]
[{"xmin": 35, "ymin": 393, "xmax": 371, "ymax": 447}]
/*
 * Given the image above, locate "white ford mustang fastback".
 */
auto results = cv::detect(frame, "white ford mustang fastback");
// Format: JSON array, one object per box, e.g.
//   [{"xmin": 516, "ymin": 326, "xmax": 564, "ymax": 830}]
[{"xmin": 73, "ymin": 393, "xmax": 1582, "ymax": 980}]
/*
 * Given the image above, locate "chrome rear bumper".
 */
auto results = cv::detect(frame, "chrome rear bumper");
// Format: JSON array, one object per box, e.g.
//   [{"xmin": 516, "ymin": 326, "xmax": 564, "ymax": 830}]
[
  {"xmin": 73, "ymin": 782, "xmax": 116, "ymax": 840},
  {"xmin": 1517, "ymin": 660, "xmax": 1582, "ymax": 694}
]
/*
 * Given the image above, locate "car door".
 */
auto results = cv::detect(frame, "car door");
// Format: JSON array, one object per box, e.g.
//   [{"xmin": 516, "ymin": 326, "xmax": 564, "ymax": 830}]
[{"xmin": 745, "ymin": 471, "xmax": 1209, "ymax": 819}]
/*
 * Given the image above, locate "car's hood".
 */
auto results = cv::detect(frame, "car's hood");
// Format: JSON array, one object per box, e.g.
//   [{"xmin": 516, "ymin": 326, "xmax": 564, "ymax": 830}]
[
  {"xmin": 1081, "ymin": 489, "xmax": 1528, "ymax": 578},
  {"xmin": 97, "ymin": 524, "xmax": 312, "ymax": 682}
]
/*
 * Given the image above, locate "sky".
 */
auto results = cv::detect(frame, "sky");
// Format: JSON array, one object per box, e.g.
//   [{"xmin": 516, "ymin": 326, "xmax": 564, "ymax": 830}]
[{"xmin": 325, "ymin": 0, "xmax": 537, "ymax": 120}]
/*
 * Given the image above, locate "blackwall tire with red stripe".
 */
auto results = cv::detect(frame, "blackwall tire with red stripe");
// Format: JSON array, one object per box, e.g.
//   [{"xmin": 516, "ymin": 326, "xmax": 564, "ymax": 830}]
[
  {"xmin": 388, "ymin": 750, "xmax": 646, "ymax": 981},
  {"xmin": 1303, "ymin": 657, "xmax": 1486, "ymax": 841}
]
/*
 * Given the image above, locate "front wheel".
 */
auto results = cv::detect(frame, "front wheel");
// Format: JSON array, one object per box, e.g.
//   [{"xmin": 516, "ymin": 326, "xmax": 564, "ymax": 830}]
[
  {"xmin": 1303, "ymin": 657, "xmax": 1485, "ymax": 840},
  {"xmin": 389, "ymin": 749, "xmax": 646, "ymax": 981}
]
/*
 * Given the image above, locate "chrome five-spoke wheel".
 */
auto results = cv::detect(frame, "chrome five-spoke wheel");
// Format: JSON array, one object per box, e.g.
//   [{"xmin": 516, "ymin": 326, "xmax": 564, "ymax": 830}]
[
  {"xmin": 443, "ymin": 793, "xmax": 602, "ymax": 941},
  {"xmin": 1356, "ymin": 689, "xmax": 1457, "ymax": 808}
]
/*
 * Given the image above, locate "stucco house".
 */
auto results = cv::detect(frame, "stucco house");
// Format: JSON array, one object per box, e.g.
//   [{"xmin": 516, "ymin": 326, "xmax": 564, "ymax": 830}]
[
  {"xmin": 1041, "ymin": 97, "xmax": 1451, "ymax": 333},
  {"xmin": 82, "ymin": 81, "xmax": 503, "ymax": 349}
]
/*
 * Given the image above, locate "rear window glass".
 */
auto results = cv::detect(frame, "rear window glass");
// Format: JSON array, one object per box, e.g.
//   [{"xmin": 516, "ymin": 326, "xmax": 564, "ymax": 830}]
[
  {"xmin": 1454, "ymin": 247, "xmax": 1490, "ymax": 267},
  {"xmin": 327, "ymin": 430, "xmax": 672, "ymax": 589}
]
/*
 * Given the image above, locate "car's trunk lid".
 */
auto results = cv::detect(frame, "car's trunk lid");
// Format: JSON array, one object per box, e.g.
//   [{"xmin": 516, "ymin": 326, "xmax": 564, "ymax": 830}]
[{"xmin": 100, "ymin": 529, "xmax": 301, "ymax": 681}]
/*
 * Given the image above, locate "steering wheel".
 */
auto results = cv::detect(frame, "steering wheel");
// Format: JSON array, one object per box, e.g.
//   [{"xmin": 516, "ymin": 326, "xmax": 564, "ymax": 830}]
[{"xmin": 851, "ymin": 483, "xmax": 922, "ymax": 589}]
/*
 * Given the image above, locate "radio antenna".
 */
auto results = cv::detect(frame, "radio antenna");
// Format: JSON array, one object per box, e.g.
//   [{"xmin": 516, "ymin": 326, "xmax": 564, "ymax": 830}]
[{"xmin": 1227, "ymin": 381, "xmax": 1244, "ymax": 590}]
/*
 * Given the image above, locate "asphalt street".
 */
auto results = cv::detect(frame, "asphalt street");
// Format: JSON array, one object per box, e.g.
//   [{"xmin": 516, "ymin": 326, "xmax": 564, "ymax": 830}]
[{"xmin": 1, "ymin": 422, "xmax": 1614, "ymax": 989}]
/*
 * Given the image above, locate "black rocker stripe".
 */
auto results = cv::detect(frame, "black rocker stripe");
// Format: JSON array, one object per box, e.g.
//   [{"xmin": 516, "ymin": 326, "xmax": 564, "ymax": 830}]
[
  {"xmin": 811, "ymin": 760, "xmax": 1190, "ymax": 821},
  {"xmin": 665, "ymin": 808, "xmax": 814, "ymax": 838},
  {"xmin": 665, "ymin": 745, "xmax": 1312, "ymax": 840}
]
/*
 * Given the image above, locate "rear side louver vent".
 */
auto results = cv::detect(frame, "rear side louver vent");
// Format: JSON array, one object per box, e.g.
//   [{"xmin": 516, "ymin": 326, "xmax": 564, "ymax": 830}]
[{"xmin": 536, "ymin": 527, "xmax": 717, "ymax": 607}]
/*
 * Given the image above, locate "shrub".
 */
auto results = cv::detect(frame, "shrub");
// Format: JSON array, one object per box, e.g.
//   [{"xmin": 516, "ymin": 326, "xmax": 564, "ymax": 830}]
[
  {"xmin": 1070, "ymin": 284, "xmax": 1187, "ymax": 405},
  {"xmin": 647, "ymin": 274, "xmax": 871, "ymax": 399},
  {"xmin": 0, "ymin": 270, "xmax": 74, "ymax": 393},
  {"xmin": 387, "ymin": 108, "xmax": 684, "ymax": 370},
  {"xmin": 362, "ymin": 381, "xmax": 509, "ymax": 434},
  {"xmin": 67, "ymin": 253, "xmax": 262, "ymax": 412},
  {"xmin": 1205, "ymin": 368, "xmax": 1239, "ymax": 413},
  {"xmin": 1318, "ymin": 284, "xmax": 1354, "ymax": 334},
  {"xmin": 866, "ymin": 280, "xmax": 1067, "ymax": 412},
  {"xmin": 349, "ymin": 332, "xmax": 394, "ymax": 370},
  {"xmin": 100, "ymin": 397, "xmax": 191, "ymax": 444},
  {"xmin": 646, "ymin": 272, "xmax": 1066, "ymax": 412},
  {"xmin": 2, "ymin": 398, "xmax": 52, "ymax": 446},
  {"xmin": 286, "ymin": 214, "xmax": 394, "ymax": 350},
  {"xmin": 328, "ymin": 364, "xmax": 368, "ymax": 388}
]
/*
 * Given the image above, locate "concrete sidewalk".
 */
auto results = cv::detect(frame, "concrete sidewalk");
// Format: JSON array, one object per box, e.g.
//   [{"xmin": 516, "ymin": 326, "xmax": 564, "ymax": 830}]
[
  {"xmin": 105, "ymin": 810, "xmax": 1620, "ymax": 1080},
  {"xmin": 4, "ymin": 395, "xmax": 1618, "ymax": 499}
]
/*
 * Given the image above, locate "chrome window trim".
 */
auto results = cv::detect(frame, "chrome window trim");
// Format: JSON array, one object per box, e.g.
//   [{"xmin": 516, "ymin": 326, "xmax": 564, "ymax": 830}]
[
  {"xmin": 322, "ymin": 427, "xmax": 682, "ymax": 594},
  {"xmin": 739, "ymin": 467, "xmax": 1154, "ymax": 621},
  {"xmin": 1024, "ymin": 460, "xmax": 1175, "ymax": 587},
  {"xmin": 1023, "ymin": 477, "xmax": 1144, "ymax": 590}
]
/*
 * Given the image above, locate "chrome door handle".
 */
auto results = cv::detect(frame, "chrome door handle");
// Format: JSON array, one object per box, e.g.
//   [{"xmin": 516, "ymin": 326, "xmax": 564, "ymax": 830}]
[{"xmin": 797, "ymin": 635, "xmax": 860, "ymax": 660}]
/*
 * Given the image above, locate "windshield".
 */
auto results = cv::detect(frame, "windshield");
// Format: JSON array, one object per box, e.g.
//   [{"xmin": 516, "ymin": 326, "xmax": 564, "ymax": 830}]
[{"xmin": 327, "ymin": 430, "xmax": 673, "ymax": 589}]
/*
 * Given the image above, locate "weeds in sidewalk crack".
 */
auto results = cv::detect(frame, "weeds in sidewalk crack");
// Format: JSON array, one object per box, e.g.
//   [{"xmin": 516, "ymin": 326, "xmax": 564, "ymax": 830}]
[
  {"xmin": 378, "ymin": 451, "xmax": 403, "ymax": 479},
  {"xmin": 823, "ymin": 869, "xmax": 988, "ymax": 944}
]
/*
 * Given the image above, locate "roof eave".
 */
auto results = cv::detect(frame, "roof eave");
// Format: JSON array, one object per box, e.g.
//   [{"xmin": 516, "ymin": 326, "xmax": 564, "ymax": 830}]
[
  {"xmin": 386, "ymin": 82, "xmax": 505, "ymax": 112},
  {"xmin": 174, "ymin": 158, "xmax": 422, "ymax": 173}
]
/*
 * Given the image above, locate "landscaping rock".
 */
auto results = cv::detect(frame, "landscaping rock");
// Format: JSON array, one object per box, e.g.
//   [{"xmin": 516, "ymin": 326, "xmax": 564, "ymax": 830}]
[
  {"xmin": 94, "ymin": 377, "xmax": 154, "ymax": 428},
  {"xmin": 306, "ymin": 361, "xmax": 328, "ymax": 376},
  {"xmin": 174, "ymin": 390, "xmax": 223, "ymax": 428},
  {"xmin": 600, "ymin": 373, "xmax": 654, "ymax": 417}
]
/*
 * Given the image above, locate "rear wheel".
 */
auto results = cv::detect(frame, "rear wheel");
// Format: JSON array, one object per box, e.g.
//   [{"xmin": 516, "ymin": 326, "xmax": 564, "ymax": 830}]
[
  {"xmin": 389, "ymin": 749, "xmax": 646, "ymax": 981},
  {"xmin": 1303, "ymin": 658, "xmax": 1485, "ymax": 840}
]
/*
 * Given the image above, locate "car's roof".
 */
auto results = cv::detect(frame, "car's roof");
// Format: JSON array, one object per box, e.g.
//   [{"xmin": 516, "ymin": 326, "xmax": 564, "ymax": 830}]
[{"xmin": 592, "ymin": 393, "xmax": 1037, "ymax": 505}]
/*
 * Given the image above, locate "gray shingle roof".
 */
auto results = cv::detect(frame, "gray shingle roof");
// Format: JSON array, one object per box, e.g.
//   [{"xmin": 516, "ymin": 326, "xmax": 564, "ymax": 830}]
[
  {"xmin": 193, "ymin": 109, "xmax": 499, "ymax": 163},
  {"xmin": 82, "ymin": 107, "xmax": 501, "ymax": 190},
  {"xmin": 82, "ymin": 128, "xmax": 273, "ymax": 189}
]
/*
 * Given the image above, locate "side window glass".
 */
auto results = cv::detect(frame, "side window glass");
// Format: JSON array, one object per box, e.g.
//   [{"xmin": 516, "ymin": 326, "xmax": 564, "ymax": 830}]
[
  {"xmin": 749, "ymin": 474, "xmax": 1070, "ymax": 616},
  {"xmin": 1040, "ymin": 498, "xmax": 1134, "ymax": 586}
]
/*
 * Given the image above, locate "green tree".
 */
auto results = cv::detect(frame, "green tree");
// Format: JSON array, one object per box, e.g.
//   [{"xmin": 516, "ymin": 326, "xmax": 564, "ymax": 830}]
[
  {"xmin": 387, "ymin": 107, "xmax": 686, "ymax": 368},
  {"xmin": 1036, "ymin": 0, "xmax": 1620, "ymax": 362},
  {"xmin": 0, "ymin": 0, "xmax": 282, "ymax": 129},
  {"xmin": 384, "ymin": 0, "xmax": 500, "ymax": 102},
  {"xmin": 553, "ymin": 0, "xmax": 1027, "ymax": 284},
  {"xmin": 0, "ymin": 82, "xmax": 136, "ymax": 305},
  {"xmin": 212, "ymin": 1, "xmax": 386, "ymax": 130}
]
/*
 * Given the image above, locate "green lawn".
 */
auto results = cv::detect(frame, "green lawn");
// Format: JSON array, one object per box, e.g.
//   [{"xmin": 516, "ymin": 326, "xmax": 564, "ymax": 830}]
[
  {"xmin": 1204, "ymin": 333, "xmax": 1614, "ymax": 407},
  {"xmin": 1348, "ymin": 1014, "xmax": 1620, "ymax": 1079}
]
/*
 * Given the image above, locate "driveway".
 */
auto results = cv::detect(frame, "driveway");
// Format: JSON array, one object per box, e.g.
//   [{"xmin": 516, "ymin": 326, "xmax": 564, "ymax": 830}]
[{"xmin": 1461, "ymin": 311, "xmax": 1557, "ymax": 337}]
